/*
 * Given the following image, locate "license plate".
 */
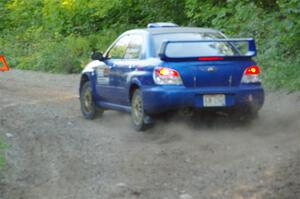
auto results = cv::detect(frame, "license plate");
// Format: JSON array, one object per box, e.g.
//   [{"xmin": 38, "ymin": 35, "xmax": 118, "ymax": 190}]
[{"xmin": 203, "ymin": 94, "xmax": 226, "ymax": 107}]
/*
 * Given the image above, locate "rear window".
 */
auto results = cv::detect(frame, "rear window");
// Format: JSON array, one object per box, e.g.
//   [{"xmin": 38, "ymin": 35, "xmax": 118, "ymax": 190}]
[{"xmin": 152, "ymin": 32, "xmax": 239, "ymax": 57}]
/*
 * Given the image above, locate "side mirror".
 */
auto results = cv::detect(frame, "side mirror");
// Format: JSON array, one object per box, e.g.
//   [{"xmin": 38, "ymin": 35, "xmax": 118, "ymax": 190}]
[{"xmin": 91, "ymin": 51, "xmax": 104, "ymax": 61}]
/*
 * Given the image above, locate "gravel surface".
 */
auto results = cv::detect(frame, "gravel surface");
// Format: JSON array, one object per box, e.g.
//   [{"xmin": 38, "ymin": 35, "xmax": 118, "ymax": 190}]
[{"xmin": 0, "ymin": 69, "xmax": 299, "ymax": 199}]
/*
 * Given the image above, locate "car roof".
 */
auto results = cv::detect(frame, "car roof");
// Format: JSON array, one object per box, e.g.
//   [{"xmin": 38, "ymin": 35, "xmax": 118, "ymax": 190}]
[{"xmin": 124, "ymin": 27, "xmax": 220, "ymax": 35}]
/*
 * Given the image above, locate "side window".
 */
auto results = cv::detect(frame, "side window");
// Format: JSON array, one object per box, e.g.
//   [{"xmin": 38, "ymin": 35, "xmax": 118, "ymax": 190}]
[
  {"xmin": 108, "ymin": 35, "xmax": 131, "ymax": 59},
  {"xmin": 124, "ymin": 35, "xmax": 143, "ymax": 59}
]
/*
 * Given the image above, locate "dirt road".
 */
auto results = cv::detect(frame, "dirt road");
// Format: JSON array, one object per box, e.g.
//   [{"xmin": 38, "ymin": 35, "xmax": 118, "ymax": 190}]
[{"xmin": 0, "ymin": 69, "xmax": 299, "ymax": 199}]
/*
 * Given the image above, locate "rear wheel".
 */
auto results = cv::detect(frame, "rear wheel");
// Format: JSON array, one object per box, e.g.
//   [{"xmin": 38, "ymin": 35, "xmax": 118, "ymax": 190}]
[
  {"xmin": 80, "ymin": 81, "xmax": 103, "ymax": 119},
  {"xmin": 131, "ymin": 89, "xmax": 148, "ymax": 131}
]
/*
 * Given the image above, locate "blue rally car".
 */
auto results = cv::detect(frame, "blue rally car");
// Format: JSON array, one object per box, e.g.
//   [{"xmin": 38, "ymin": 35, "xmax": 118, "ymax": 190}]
[{"xmin": 79, "ymin": 23, "xmax": 264, "ymax": 131}]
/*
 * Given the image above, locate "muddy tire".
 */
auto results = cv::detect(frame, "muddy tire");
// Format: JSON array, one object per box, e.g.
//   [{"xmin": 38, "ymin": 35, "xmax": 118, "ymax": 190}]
[
  {"xmin": 80, "ymin": 81, "xmax": 103, "ymax": 119},
  {"xmin": 131, "ymin": 89, "xmax": 148, "ymax": 131}
]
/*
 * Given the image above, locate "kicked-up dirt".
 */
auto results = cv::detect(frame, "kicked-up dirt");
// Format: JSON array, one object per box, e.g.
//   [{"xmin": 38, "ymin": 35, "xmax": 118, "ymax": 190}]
[{"xmin": 0, "ymin": 69, "xmax": 299, "ymax": 199}]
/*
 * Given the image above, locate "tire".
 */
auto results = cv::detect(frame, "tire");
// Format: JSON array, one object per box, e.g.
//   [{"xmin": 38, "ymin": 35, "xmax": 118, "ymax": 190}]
[
  {"xmin": 80, "ymin": 81, "xmax": 103, "ymax": 119},
  {"xmin": 131, "ymin": 89, "xmax": 148, "ymax": 131}
]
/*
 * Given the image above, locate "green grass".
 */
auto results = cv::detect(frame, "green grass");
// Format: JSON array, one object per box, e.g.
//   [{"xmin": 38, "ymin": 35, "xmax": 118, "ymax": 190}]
[{"xmin": 0, "ymin": 138, "xmax": 7, "ymax": 169}]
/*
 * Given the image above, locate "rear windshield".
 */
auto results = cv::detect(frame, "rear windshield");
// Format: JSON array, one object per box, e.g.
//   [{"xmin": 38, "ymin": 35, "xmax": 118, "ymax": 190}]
[{"xmin": 152, "ymin": 32, "xmax": 240, "ymax": 57}]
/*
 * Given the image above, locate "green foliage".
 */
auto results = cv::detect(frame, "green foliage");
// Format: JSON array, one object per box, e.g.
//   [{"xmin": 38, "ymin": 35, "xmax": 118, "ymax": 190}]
[
  {"xmin": 0, "ymin": 0, "xmax": 299, "ymax": 89},
  {"xmin": 0, "ymin": 138, "xmax": 7, "ymax": 169}
]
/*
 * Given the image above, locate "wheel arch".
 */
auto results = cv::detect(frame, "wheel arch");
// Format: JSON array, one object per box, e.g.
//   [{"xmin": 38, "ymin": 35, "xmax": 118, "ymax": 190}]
[
  {"xmin": 129, "ymin": 83, "xmax": 140, "ymax": 103},
  {"xmin": 79, "ymin": 72, "xmax": 92, "ymax": 94},
  {"xmin": 128, "ymin": 76, "xmax": 143, "ymax": 102}
]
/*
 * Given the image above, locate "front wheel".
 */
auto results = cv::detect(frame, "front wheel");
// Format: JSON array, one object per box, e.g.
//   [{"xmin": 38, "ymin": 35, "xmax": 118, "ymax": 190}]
[
  {"xmin": 131, "ymin": 89, "xmax": 148, "ymax": 131},
  {"xmin": 80, "ymin": 81, "xmax": 103, "ymax": 119}
]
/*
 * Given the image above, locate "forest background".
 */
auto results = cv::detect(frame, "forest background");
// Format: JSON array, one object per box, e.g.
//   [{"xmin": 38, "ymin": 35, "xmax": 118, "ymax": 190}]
[{"xmin": 0, "ymin": 0, "xmax": 299, "ymax": 90}]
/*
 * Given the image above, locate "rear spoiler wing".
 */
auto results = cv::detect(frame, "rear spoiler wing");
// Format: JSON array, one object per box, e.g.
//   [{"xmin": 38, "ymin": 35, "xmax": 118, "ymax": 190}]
[{"xmin": 159, "ymin": 38, "xmax": 257, "ymax": 61}]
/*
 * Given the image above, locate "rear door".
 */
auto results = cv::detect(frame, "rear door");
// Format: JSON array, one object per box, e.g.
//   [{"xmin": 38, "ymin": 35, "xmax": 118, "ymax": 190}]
[
  {"xmin": 114, "ymin": 34, "xmax": 144, "ymax": 105},
  {"xmin": 97, "ymin": 35, "xmax": 131, "ymax": 103},
  {"xmin": 102, "ymin": 34, "xmax": 144, "ymax": 105}
]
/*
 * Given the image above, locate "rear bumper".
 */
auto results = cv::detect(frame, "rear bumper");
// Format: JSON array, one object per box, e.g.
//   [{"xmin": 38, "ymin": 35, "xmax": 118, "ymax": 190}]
[{"xmin": 142, "ymin": 85, "xmax": 264, "ymax": 114}]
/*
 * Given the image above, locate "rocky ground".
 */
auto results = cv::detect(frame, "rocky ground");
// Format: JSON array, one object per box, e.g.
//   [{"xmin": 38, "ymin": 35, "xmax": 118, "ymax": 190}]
[{"xmin": 0, "ymin": 69, "xmax": 299, "ymax": 199}]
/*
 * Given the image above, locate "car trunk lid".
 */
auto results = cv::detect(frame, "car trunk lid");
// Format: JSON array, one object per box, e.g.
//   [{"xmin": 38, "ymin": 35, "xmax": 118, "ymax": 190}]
[{"xmin": 163, "ymin": 60, "xmax": 256, "ymax": 88}]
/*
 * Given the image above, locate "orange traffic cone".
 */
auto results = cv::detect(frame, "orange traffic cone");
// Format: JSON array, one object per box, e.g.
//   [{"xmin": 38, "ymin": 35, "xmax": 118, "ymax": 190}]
[{"xmin": 0, "ymin": 55, "xmax": 9, "ymax": 71}]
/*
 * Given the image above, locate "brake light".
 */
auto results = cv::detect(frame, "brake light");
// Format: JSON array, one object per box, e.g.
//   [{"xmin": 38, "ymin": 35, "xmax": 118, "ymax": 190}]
[
  {"xmin": 241, "ymin": 65, "xmax": 261, "ymax": 83},
  {"xmin": 245, "ymin": 65, "xmax": 260, "ymax": 75},
  {"xmin": 153, "ymin": 67, "xmax": 182, "ymax": 85},
  {"xmin": 198, "ymin": 57, "xmax": 224, "ymax": 61},
  {"xmin": 156, "ymin": 67, "xmax": 179, "ymax": 77}
]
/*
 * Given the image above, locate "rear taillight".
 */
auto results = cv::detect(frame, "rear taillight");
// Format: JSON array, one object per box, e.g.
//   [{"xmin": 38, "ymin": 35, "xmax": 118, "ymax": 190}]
[
  {"xmin": 153, "ymin": 67, "xmax": 183, "ymax": 85},
  {"xmin": 241, "ymin": 65, "xmax": 261, "ymax": 83}
]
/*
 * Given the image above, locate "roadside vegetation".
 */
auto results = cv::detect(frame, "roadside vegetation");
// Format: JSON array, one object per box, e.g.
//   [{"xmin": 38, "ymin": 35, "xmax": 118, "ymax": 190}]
[
  {"xmin": 0, "ymin": 137, "xmax": 6, "ymax": 169},
  {"xmin": 0, "ymin": 0, "xmax": 299, "ymax": 90}
]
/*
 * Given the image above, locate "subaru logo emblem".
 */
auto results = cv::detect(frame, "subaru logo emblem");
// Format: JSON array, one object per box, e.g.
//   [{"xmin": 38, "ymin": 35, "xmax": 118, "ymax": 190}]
[{"xmin": 207, "ymin": 66, "xmax": 217, "ymax": 72}]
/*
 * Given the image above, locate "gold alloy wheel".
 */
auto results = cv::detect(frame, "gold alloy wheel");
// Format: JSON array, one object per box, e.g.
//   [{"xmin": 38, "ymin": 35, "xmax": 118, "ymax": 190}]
[
  {"xmin": 83, "ymin": 87, "xmax": 92, "ymax": 113},
  {"xmin": 132, "ymin": 93, "xmax": 143, "ymax": 126}
]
